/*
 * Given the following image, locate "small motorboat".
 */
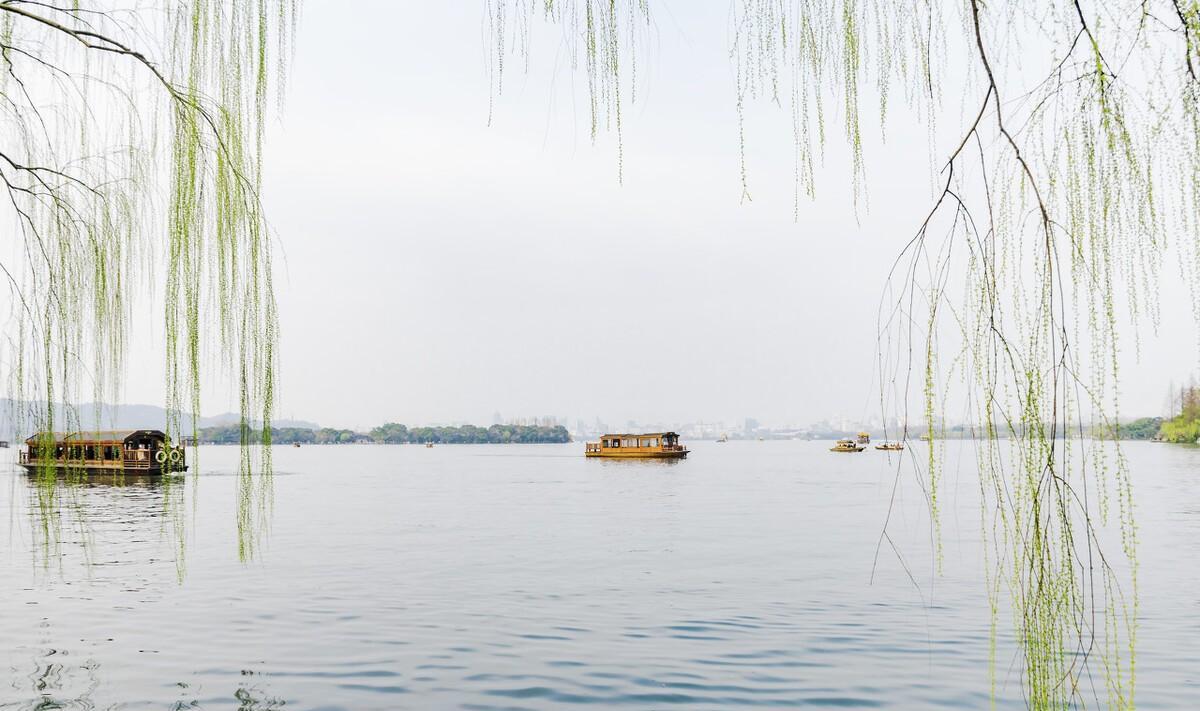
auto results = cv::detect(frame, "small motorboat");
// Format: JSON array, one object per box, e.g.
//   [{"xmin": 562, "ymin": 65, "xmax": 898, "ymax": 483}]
[
  {"xmin": 830, "ymin": 438, "xmax": 865, "ymax": 452},
  {"xmin": 875, "ymin": 441, "xmax": 904, "ymax": 451}
]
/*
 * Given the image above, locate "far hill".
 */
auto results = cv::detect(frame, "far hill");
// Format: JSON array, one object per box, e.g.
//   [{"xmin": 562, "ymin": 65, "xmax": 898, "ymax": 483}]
[{"xmin": 0, "ymin": 400, "xmax": 319, "ymax": 440}]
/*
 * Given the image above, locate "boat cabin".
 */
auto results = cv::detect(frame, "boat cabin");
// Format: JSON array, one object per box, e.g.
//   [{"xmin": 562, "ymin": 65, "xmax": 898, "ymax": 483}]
[
  {"xmin": 19, "ymin": 430, "xmax": 188, "ymax": 475},
  {"xmin": 584, "ymin": 432, "xmax": 688, "ymax": 459}
]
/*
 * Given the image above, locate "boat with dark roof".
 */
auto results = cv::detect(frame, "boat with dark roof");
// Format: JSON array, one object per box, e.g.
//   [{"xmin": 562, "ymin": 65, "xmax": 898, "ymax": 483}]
[{"xmin": 19, "ymin": 430, "xmax": 188, "ymax": 476}]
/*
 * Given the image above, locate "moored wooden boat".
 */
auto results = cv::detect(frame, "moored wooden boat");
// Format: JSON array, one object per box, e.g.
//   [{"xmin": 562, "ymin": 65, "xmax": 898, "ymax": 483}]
[
  {"xmin": 830, "ymin": 438, "xmax": 865, "ymax": 452},
  {"xmin": 19, "ymin": 430, "xmax": 187, "ymax": 476},
  {"xmin": 875, "ymin": 441, "xmax": 905, "ymax": 451},
  {"xmin": 585, "ymin": 432, "xmax": 689, "ymax": 459}
]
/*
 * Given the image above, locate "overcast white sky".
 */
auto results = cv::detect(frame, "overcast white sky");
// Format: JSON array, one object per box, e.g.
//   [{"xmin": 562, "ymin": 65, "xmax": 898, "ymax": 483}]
[{"xmin": 116, "ymin": 1, "xmax": 1198, "ymax": 429}]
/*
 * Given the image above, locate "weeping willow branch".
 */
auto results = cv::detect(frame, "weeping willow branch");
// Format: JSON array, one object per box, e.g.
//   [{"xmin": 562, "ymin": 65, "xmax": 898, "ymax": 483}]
[
  {"xmin": 0, "ymin": 0, "xmax": 296, "ymax": 564},
  {"xmin": 485, "ymin": 1, "xmax": 1200, "ymax": 707}
]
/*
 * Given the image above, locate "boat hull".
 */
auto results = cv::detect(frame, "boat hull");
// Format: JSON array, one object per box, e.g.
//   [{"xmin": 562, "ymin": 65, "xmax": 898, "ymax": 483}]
[
  {"xmin": 585, "ymin": 450, "xmax": 689, "ymax": 459},
  {"xmin": 19, "ymin": 463, "xmax": 185, "ymax": 476}
]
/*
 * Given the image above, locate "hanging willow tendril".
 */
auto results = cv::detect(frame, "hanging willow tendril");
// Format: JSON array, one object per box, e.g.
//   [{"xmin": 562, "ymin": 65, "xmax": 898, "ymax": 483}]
[
  {"xmin": 486, "ymin": 1, "xmax": 1200, "ymax": 707},
  {"xmin": 0, "ymin": 0, "xmax": 296, "ymax": 564}
]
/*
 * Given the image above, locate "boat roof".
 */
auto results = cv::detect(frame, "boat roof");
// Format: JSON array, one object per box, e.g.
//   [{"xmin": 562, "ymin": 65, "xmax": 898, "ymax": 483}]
[
  {"xmin": 25, "ymin": 429, "xmax": 168, "ymax": 445},
  {"xmin": 600, "ymin": 432, "xmax": 678, "ymax": 438}
]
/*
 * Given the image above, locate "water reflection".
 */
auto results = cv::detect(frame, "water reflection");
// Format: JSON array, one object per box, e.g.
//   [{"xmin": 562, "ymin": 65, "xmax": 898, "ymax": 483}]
[
  {"xmin": 19, "ymin": 470, "xmax": 188, "ymax": 579},
  {"xmin": 594, "ymin": 457, "xmax": 686, "ymax": 469},
  {"xmin": 232, "ymin": 683, "xmax": 286, "ymax": 711},
  {"xmin": 1, "ymin": 651, "xmax": 284, "ymax": 711},
  {"xmin": 1, "ymin": 649, "xmax": 100, "ymax": 711}
]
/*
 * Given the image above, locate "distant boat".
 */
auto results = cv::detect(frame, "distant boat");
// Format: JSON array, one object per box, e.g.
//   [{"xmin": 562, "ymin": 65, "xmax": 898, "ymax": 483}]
[
  {"xmin": 585, "ymin": 432, "xmax": 689, "ymax": 459},
  {"xmin": 717, "ymin": 434, "xmax": 728, "ymax": 443},
  {"xmin": 425, "ymin": 442, "xmax": 434, "ymax": 448},
  {"xmin": 831, "ymin": 438, "xmax": 865, "ymax": 453},
  {"xmin": 875, "ymin": 441, "xmax": 904, "ymax": 451},
  {"xmin": 856, "ymin": 431, "xmax": 871, "ymax": 445},
  {"xmin": 293, "ymin": 442, "xmax": 301, "ymax": 448}
]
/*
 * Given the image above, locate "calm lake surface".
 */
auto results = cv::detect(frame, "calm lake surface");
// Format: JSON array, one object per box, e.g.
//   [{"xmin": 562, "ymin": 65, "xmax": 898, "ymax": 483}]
[{"xmin": 1, "ymin": 441, "xmax": 1197, "ymax": 709}]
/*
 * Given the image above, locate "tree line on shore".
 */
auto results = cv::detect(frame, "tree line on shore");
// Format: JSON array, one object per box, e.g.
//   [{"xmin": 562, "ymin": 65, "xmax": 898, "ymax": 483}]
[
  {"xmin": 1157, "ymin": 384, "xmax": 1200, "ymax": 443},
  {"xmin": 198, "ymin": 423, "xmax": 571, "ymax": 445},
  {"xmin": 1108, "ymin": 383, "xmax": 1200, "ymax": 443}
]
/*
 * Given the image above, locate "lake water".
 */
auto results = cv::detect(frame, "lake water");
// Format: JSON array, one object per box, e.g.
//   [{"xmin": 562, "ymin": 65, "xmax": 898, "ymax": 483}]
[{"xmin": 1, "ymin": 441, "xmax": 1197, "ymax": 709}]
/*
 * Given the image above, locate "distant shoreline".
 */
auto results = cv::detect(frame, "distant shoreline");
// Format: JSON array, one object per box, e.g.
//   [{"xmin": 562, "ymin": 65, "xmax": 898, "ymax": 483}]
[{"xmin": 197, "ymin": 423, "xmax": 571, "ymax": 446}]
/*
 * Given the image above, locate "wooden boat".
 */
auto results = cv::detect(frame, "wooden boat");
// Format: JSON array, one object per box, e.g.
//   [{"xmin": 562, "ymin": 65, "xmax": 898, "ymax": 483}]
[
  {"xmin": 717, "ymin": 434, "xmax": 728, "ymax": 443},
  {"xmin": 830, "ymin": 438, "xmax": 865, "ymax": 452},
  {"xmin": 585, "ymin": 432, "xmax": 689, "ymax": 459},
  {"xmin": 856, "ymin": 431, "xmax": 871, "ymax": 445},
  {"xmin": 875, "ymin": 441, "xmax": 905, "ymax": 451},
  {"xmin": 19, "ymin": 430, "xmax": 187, "ymax": 475}
]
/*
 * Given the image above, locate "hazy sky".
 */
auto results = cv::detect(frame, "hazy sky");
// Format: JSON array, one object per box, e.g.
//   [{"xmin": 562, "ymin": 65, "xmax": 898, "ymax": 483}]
[{"xmin": 116, "ymin": 2, "xmax": 1197, "ymax": 429}]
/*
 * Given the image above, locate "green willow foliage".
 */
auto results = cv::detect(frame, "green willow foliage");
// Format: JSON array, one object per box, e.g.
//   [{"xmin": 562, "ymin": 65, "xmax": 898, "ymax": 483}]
[
  {"xmin": 488, "ymin": 1, "xmax": 1200, "ymax": 708},
  {"xmin": 0, "ymin": 0, "xmax": 296, "ymax": 563}
]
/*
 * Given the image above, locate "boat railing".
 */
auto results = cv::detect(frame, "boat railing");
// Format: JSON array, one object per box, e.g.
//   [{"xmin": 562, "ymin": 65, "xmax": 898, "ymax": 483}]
[
  {"xmin": 585, "ymin": 442, "xmax": 601, "ymax": 453},
  {"xmin": 124, "ymin": 449, "xmax": 153, "ymax": 469}
]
